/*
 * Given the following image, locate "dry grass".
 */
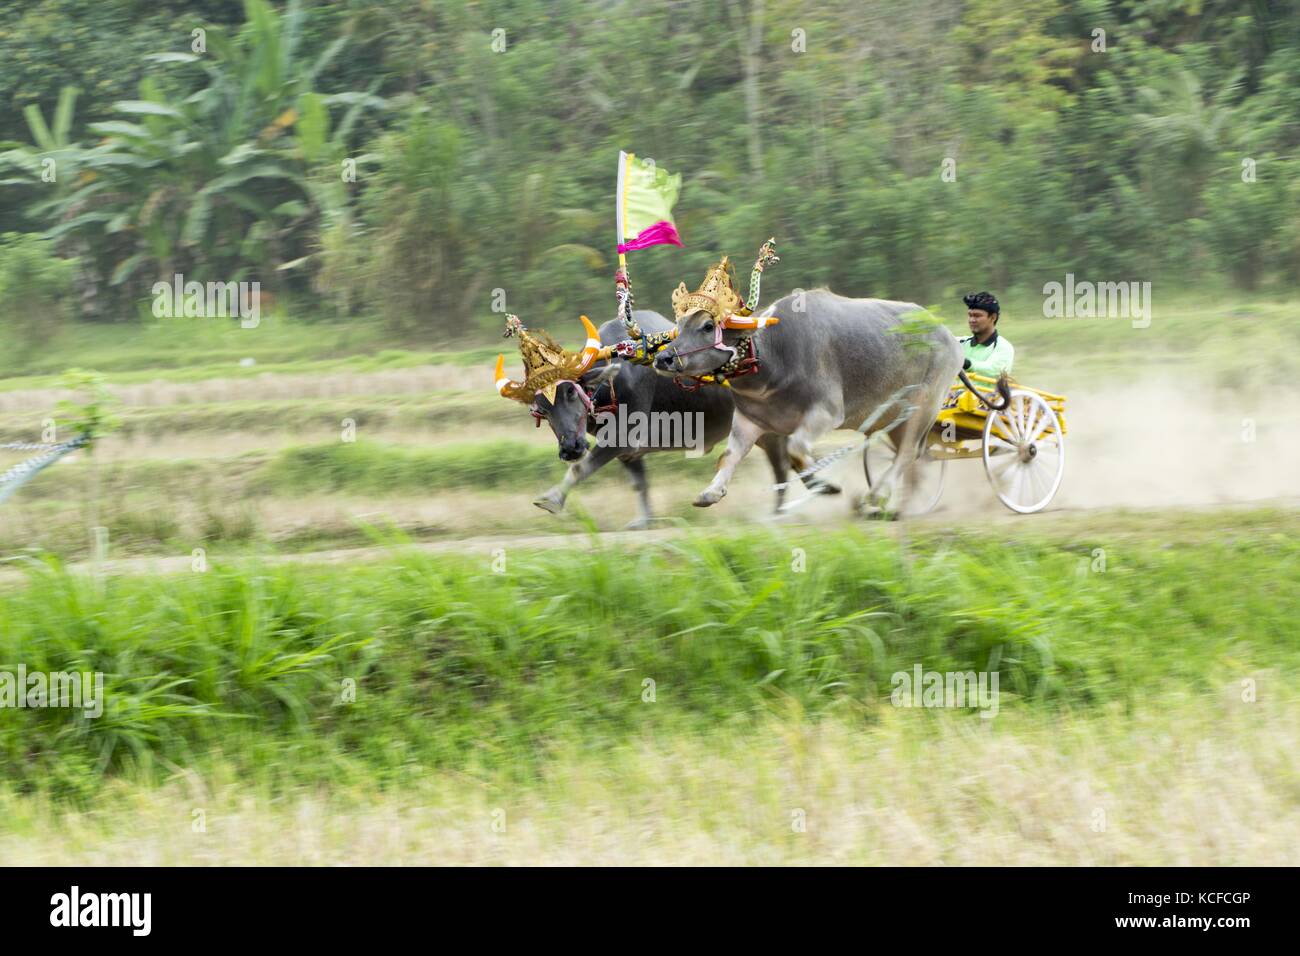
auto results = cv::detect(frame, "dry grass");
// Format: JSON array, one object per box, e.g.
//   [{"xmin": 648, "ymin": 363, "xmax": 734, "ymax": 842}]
[
  {"xmin": 3, "ymin": 695, "xmax": 1294, "ymax": 866},
  {"xmin": 0, "ymin": 365, "xmax": 487, "ymax": 413}
]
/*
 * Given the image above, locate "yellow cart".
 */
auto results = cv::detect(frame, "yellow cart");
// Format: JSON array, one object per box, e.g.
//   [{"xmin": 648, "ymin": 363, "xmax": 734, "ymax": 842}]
[{"xmin": 865, "ymin": 374, "xmax": 1068, "ymax": 515}]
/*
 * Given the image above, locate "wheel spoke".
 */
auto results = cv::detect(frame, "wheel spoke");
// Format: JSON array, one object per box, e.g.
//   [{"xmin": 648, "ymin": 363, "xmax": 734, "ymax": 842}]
[
  {"xmin": 1026, "ymin": 459, "xmax": 1048, "ymax": 504},
  {"xmin": 1005, "ymin": 404, "xmax": 1019, "ymax": 440},
  {"xmin": 988, "ymin": 435, "xmax": 1017, "ymax": 453},
  {"xmin": 1029, "ymin": 406, "xmax": 1054, "ymax": 441},
  {"xmin": 996, "ymin": 411, "xmax": 1017, "ymax": 443},
  {"xmin": 1026, "ymin": 403, "xmax": 1046, "ymax": 442},
  {"xmin": 1011, "ymin": 464, "xmax": 1029, "ymax": 504},
  {"xmin": 991, "ymin": 452, "xmax": 1018, "ymax": 480},
  {"xmin": 1016, "ymin": 398, "xmax": 1032, "ymax": 438}
]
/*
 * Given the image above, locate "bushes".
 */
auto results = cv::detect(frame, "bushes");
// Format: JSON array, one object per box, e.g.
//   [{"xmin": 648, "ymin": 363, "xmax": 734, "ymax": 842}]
[
  {"xmin": 0, "ymin": 233, "xmax": 76, "ymax": 355},
  {"xmin": 4, "ymin": 0, "xmax": 1300, "ymax": 335}
]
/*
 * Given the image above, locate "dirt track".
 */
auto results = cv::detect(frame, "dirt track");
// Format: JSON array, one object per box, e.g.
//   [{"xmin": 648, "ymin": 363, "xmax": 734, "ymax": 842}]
[
  {"xmin": 2, "ymin": 375, "xmax": 1295, "ymax": 581},
  {"xmin": 4, "ymin": 493, "xmax": 1292, "ymax": 585}
]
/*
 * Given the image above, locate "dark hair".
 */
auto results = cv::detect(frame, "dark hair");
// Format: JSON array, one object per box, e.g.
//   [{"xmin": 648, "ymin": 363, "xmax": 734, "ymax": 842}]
[{"xmin": 963, "ymin": 291, "xmax": 1000, "ymax": 315}]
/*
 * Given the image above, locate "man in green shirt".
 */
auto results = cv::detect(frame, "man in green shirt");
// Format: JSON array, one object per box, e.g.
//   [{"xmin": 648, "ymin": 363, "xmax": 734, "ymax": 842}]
[{"xmin": 960, "ymin": 291, "xmax": 1014, "ymax": 379}]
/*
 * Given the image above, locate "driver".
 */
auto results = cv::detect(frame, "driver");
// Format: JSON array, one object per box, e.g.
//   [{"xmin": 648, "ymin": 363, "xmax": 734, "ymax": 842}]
[{"xmin": 960, "ymin": 291, "xmax": 1014, "ymax": 379}]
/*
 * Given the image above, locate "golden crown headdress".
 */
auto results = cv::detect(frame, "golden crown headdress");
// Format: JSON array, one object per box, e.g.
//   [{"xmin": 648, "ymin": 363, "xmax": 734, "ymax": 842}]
[
  {"xmin": 494, "ymin": 314, "xmax": 603, "ymax": 404},
  {"xmin": 672, "ymin": 256, "xmax": 744, "ymax": 322}
]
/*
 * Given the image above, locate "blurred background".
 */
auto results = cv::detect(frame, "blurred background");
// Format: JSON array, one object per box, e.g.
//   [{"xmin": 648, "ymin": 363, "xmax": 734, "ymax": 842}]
[
  {"xmin": 2, "ymin": 0, "xmax": 1299, "ymax": 338},
  {"xmin": 0, "ymin": 0, "xmax": 1296, "ymax": 865}
]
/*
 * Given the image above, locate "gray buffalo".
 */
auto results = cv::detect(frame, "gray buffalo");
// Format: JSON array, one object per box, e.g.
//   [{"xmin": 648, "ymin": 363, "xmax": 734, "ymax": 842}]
[
  {"xmin": 510, "ymin": 310, "xmax": 837, "ymax": 526},
  {"xmin": 653, "ymin": 289, "xmax": 1000, "ymax": 511}
]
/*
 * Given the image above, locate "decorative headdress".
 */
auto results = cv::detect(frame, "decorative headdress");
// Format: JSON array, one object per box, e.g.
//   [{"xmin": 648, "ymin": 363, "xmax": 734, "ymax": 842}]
[
  {"xmin": 494, "ymin": 314, "xmax": 604, "ymax": 404},
  {"xmin": 671, "ymin": 252, "xmax": 781, "ymax": 331},
  {"xmin": 672, "ymin": 256, "xmax": 744, "ymax": 322}
]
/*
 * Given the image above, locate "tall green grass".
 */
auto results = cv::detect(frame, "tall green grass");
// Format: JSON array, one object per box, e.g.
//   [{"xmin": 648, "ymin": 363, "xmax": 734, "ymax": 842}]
[{"xmin": 0, "ymin": 522, "xmax": 1294, "ymax": 802}]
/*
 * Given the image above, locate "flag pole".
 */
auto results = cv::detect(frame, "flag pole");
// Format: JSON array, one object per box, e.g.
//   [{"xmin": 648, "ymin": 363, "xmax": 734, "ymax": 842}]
[
  {"xmin": 615, "ymin": 150, "xmax": 629, "ymax": 274},
  {"xmin": 616, "ymin": 151, "xmax": 633, "ymax": 333}
]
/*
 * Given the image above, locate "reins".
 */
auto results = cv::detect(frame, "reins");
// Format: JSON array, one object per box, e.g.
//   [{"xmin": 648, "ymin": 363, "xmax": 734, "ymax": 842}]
[
  {"xmin": 672, "ymin": 332, "xmax": 762, "ymax": 390},
  {"xmin": 528, "ymin": 371, "xmax": 619, "ymax": 427}
]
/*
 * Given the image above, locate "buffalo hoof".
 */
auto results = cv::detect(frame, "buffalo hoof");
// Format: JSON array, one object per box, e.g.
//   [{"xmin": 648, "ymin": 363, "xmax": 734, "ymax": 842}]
[
  {"xmin": 852, "ymin": 491, "xmax": 896, "ymax": 520},
  {"xmin": 624, "ymin": 516, "xmax": 654, "ymax": 531},
  {"xmin": 693, "ymin": 487, "xmax": 726, "ymax": 507},
  {"xmin": 533, "ymin": 495, "xmax": 564, "ymax": 515},
  {"xmin": 808, "ymin": 478, "xmax": 842, "ymax": 496}
]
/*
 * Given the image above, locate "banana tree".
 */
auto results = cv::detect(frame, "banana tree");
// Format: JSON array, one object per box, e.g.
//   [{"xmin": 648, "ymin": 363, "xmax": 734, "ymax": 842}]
[{"xmin": 0, "ymin": 0, "xmax": 384, "ymax": 316}]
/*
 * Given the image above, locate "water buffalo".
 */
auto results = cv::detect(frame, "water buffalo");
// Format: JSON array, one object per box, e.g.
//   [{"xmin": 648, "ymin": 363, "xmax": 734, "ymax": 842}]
[
  {"xmin": 654, "ymin": 288, "xmax": 982, "ymax": 512},
  {"xmin": 499, "ymin": 310, "xmax": 836, "ymax": 527}
]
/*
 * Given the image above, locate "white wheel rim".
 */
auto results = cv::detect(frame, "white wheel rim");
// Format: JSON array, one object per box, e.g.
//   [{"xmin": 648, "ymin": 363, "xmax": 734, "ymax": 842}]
[
  {"xmin": 982, "ymin": 391, "xmax": 1065, "ymax": 514},
  {"xmin": 865, "ymin": 436, "xmax": 946, "ymax": 515}
]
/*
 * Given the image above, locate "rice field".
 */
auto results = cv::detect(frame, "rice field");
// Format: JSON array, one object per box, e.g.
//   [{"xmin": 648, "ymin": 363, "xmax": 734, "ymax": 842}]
[{"xmin": 0, "ymin": 294, "xmax": 1296, "ymax": 865}]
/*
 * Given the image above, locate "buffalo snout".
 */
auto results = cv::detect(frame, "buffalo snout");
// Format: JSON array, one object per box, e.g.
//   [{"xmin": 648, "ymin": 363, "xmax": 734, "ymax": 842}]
[{"xmin": 558, "ymin": 437, "xmax": 587, "ymax": 461}]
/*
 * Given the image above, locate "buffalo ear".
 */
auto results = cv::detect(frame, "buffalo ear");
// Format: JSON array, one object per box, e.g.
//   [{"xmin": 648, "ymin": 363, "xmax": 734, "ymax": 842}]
[{"xmin": 581, "ymin": 363, "xmax": 621, "ymax": 388}]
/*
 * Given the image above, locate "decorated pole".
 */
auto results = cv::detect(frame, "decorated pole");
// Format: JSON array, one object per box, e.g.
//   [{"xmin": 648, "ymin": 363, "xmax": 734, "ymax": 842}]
[
  {"xmin": 615, "ymin": 150, "xmax": 629, "ymax": 275},
  {"xmin": 614, "ymin": 151, "xmax": 682, "ymax": 337}
]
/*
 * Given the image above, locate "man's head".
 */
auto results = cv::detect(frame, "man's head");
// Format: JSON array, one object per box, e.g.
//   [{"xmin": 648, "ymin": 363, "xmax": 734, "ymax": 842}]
[{"xmin": 963, "ymin": 291, "xmax": 1000, "ymax": 341}]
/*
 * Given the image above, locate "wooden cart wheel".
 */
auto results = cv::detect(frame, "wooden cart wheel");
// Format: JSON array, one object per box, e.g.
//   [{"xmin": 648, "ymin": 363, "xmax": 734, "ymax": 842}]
[
  {"xmin": 982, "ymin": 390, "xmax": 1065, "ymax": 514},
  {"xmin": 863, "ymin": 434, "xmax": 946, "ymax": 516}
]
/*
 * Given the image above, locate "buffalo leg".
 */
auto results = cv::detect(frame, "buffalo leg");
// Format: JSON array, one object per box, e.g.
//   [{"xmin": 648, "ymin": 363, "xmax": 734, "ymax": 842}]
[
  {"xmin": 534, "ymin": 442, "xmax": 622, "ymax": 514},
  {"xmin": 695, "ymin": 411, "xmax": 765, "ymax": 507},
  {"xmin": 788, "ymin": 450, "xmax": 842, "ymax": 497},
  {"xmin": 756, "ymin": 433, "xmax": 790, "ymax": 512},
  {"xmin": 619, "ymin": 455, "xmax": 654, "ymax": 529},
  {"xmin": 868, "ymin": 386, "xmax": 946, "ymax": 511},
  {"xmin": 785, "ymin": 404, "xmax": 842, "ymax": 475}
]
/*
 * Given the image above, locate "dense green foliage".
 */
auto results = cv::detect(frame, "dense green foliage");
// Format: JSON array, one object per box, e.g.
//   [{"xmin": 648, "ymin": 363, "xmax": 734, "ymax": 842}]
[
  {"xmin": 1, "ymin": 520, "xmax": 1294, "ymax": 800},
  {"xmin": 2, "ymin": 0, "xmax": 1298, "ymax": 341},
  {"xmin": 0, "ymin": 233, "xmax": 76, "ymax": 355}
]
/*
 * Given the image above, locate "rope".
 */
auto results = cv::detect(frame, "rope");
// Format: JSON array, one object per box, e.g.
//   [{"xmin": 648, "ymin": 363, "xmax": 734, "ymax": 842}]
[
  {"xmin": 0, "ymin": 441, "xmax": 75, "ymax": 451},
  {"xmin": 0, "ymin": 434, "xmax": 91, "ymax": 505}
]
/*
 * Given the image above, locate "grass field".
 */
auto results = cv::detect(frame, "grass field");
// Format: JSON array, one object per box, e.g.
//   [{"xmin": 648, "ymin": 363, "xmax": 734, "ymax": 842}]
[
  {"xmin": 0, "ymin": 291, "xmax": 1296, "ymax": 864},
  {"xmin": 0, "ymin": 514, "xmax": 1296, "ymax": 863},
  {"xmin": 5, "ymin": 698, "xmax": 1294, "ymax": 866}
]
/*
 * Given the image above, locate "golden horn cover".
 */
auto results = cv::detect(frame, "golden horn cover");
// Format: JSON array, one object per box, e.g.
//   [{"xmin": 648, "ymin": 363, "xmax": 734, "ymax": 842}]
[
  {"xmin": 494, "ymin": 353, "xmax": 532, "ymax": 403},
  {"xmin": 721, "ymin": 313, "xmax": 780, "ymax": 330},
  {"xmin": 494, "ymin": 314, "xmax": 606, "ymax": 404},
  {"xmin": 573, "ymin": 315, "xmax": 603, "ymax": 375}
]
